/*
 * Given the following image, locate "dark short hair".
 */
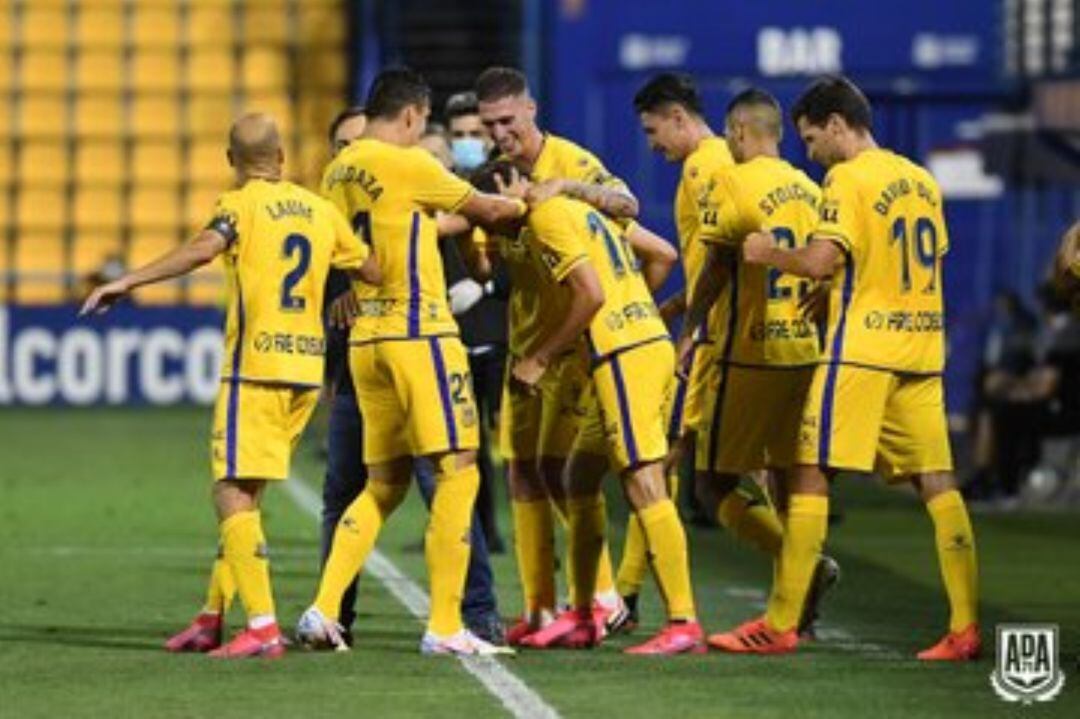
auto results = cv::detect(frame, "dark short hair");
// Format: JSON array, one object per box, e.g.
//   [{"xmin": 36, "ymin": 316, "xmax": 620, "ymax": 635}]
[
  {"xmin": 469, "ymin": 159, "xmax": 517, "ymax": 194},
  {"xmin": 633, "ymin": 72, "xmax": 703, "ymax": 116},
  {"xmin": 726, "ymin": 87, "xmax": 783, "ymax": 138},
  {"xmin": 445, "ymin": 91, "xmax": 479, "ymax": 120},
  {"xmin": 364, "ymin": 67, "xmax": 431, "ymax": 120},
  {"xmin": 790, "ymin": 75, "xmax": 872, "ymax": 131},
  {"xmin": 328, "ymin": 105, "xmax": 365, "ymax": 144},
  {"xmin": 474, "ymin": 67, "xmax": 528, "ymax": 103}
]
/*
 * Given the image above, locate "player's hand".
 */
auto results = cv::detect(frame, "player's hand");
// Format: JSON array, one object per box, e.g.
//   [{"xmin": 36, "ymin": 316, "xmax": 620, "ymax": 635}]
[
  {"xmin": 510, "ymin": 355, "xmax": 547, "ymax": 394},
  {"xmin": 328, "ymin": 290, "xmax": 360, "ymax": 330},
  {"xmin": 494, "ymin": 166, "xmax": 529, "ymax": 200},
  {"xmin": 525, "ymin": 178, "xmax": 566, "ymax": 206},
  {"xmin": 742, "ymin": 230, "xmax": 777, "ymax": 266},
  {"xmin": 798, "ymin": 281, "xmax": 830, "ymax": 324},
  {"xmin": 675, "ymin": 333, "xmax": 695, "ymax": 380},
  {"xmin": 79, "ymin": 279, "xmax": 130, "ymax": 316}
]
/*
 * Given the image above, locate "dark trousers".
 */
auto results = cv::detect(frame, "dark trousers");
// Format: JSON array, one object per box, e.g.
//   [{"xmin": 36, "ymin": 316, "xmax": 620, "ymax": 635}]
[
  {"xmin": 468, "ymin": 347, "xmax": 507, "ymax": 549},
  {"xmin": 320, "ymin": 389, "xmax": 498, "ymax": 629}
]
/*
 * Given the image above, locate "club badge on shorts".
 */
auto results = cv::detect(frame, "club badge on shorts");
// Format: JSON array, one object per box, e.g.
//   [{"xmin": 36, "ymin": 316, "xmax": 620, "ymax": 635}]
[{"xmin": 990, "ymin": 624, "xmax": 1065, "ymax": 704}]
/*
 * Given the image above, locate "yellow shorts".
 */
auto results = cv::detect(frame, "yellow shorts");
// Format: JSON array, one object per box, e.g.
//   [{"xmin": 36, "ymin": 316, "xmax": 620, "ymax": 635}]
[
  {"xmin": 499, "ymin": 351, "xmax": 589, "ymax": 460},
  {"xmin": 680, "ymin": 340, "xmax": 718, "ymax": 434},
  {"xmin": 211, "ymin": 381, "xmax": 319, "ymax": 481},
  {"xmin": 797, "ymin": 364, "xmax": 953, "ymax": 478},
  {"xmin": 696, "ymin": 365, "xmax": 814, "ymax": 474},
  {"xmin": 574, "ymin": 340, "xmax": 675, "ymax": 470},
  {"xmin": 350, "ymin": 336, "xmax": 480, "ymax": 463}
]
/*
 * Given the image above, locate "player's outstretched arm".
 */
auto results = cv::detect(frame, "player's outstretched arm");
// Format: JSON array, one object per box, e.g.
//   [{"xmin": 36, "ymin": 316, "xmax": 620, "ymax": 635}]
[
  {"xmin": 743, "ymin": 231, "xmax": 841, "ymax": 281},
  {"xmin": 625, "ymin": 223, "xmax": 677, "ymax": 292},
  {"xmin": 678, "ymin": 244, "xmax": 733, "ymax": 372},
  {"xmin": 512, "ymin": 262, "xmax": 604, "ymax": 390},
  {"xmin": 527, "ymin": 178, "xmax": 639, "ymax": 219},
  {"xmin": 79, "ymin": 228, "xmax": 227, "ymax": 316},
  {"xmin": 457, "ymin": 191, "xmax": 528, "ymax": 235}
]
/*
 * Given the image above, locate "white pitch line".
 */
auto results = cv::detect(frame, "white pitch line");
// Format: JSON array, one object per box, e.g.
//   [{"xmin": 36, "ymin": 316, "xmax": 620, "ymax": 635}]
[
  {"xmin": 283, "ymin": 477, "xmax": 561, "ymax": 719},
  {"xmin": 721, "ymin": 585, "xmax": 902, "ymax": 659}
]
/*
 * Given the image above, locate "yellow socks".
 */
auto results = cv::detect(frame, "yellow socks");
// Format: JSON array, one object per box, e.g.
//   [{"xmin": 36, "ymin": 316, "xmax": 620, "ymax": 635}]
[
  {"xmin": 202, "ymin": 549, "xmax": 236, "ymax": 614},
  {"xmin": 926, "ymin": 490, "xmax": 979, "ymax": 632},
  {"xmin": 615, "ymin": 469, "xmax": 678, "ymax": 598},
  {"xmin": 765, "ymin": 494, "xmax": 827, "ymax": 631},
  {"xmin": 426, "ymin": 463, "xmax": 480, "ymax": 637},
  {"xmin": 314, "ymin": 480, "xmax": 408, "ymax": 620},
  {"xmin": 717, "ymin": 489, "xmax": 784, "ymax": 557},
  {"xmin": 511, "ymin": 498, "xmax": 556, "ymax": 616},
  {"xmin": 566, "ymin": 494, "xmax": 607, "ymax": 610},
  {"xmin": 637, "ymin": 499, "xmax": 695, "ymax": 621},
  {"xmin": 616, "ymin": 515, "xmax": 648, "ymax": 597},
  {"xmin": 220, "ymin": 510, "xmax": 274, "ymax": 620}
]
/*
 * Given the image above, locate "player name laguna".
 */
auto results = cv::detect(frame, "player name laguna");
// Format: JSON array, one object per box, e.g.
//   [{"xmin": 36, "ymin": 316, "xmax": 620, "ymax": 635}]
[
  {"xmin": 265, "ymin": 199, "xmax": 313, "ymax": 222},
  {"xmin": 862, "ymin": 309, "xmax": 944, "ymax": 332},
  {"xmin": 603, "ymin": 300, "xmax": 661, "ymax": 330},
  {"xmin": 749, "ymin": 318, "xmax": 816, "ymax": 341},
  {"xmin": 758, "ymin": 181, "xmax": 819, "ymax": 216},
  {"xmin": 873, "ymin": 177, "xmax": 939, "ymax": 216},
  {"xmin": 252, "ymin": 331, "xmax": 326, "ymax": 356}
]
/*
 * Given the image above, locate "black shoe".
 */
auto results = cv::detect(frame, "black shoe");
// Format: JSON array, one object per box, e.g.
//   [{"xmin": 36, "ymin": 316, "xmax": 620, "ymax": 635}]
[
  {"xmin": 466, "ymin": 613, "xmax": 507, "ymax": 647},
  {"xmin": 798, "ymin": 555, "xmax": 841, "ymax": 638}
]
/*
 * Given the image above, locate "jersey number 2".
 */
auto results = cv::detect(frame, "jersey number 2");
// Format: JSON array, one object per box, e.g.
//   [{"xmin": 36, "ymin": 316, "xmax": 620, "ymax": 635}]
[{"xmin": 280, "ymin": 233, "xmax": 312, "ymax": 311}]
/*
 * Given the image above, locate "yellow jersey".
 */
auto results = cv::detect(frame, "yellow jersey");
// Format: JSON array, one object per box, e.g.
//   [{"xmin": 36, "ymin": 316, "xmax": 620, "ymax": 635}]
[
  {"xmin": 484, "ymin": 201, "xmax": 589, "ymax": 358},
  {"xmin": 209, "ymin": 178, "xmax": 370, "ymax": 387},
  {"xmin": 537, "ymin": 197, "xmax": 668, "ymax": 360},
  {"xmin": 815, "ymin": 148, "xmax": 948, "ymax": 374},
  {"xmin": 675, "ymin": 136, "xmax": 734, "ymax": 343},
  {"xmin": 320, "ymin": 138, "xmax": 475, "ymax": 342},
  {"xmin": 699, "ymin": 156, "xmax": 821, "ymax": 367},
  {"xmin": 530, "ymin": 133, "xmax": 629, "ymax": 192}
]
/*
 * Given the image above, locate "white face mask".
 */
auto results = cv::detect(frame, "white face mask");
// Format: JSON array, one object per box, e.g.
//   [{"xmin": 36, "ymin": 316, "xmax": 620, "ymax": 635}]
[{"xmin": 451, "ymin": 137, "xmax": 487, "ymax": 170}]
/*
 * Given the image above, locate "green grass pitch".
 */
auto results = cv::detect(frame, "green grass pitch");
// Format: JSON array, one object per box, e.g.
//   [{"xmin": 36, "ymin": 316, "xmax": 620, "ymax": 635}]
[{"xmin": 1, "ymin": 406, "xmax": 1077, "ymax": 718}]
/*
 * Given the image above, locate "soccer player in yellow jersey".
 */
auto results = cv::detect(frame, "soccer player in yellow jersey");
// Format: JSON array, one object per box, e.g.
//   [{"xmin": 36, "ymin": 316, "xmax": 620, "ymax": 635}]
[
  {"xmin": 81, "ymin": 113, "xmax": 380, "ymax": 658},
  {"xmin": 473, "ymin": 66, "xmax": 643, "ymax": 633},
  {"xmin": 630, "ymin": 74, "xmax": 792, "ymax": 619},
  {"xmin": 674, "ymin": 88, "xmax": 838, "ymax": 640},
  {"xmin": 295, "ymin": 68, "xmax": 527, "ymax": 656},
  {"xmin": 712, "ymin": 76, "xmax": 980, "ymax": 660},
  {"xmin": 1054, "ymin": 221, "xmax": 1080, "ymax": 310}
]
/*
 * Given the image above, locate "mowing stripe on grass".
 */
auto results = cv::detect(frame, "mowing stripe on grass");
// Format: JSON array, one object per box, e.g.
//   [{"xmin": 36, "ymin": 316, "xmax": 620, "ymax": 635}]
[{"xmin": 283, "ymin": 477, "xmax": 561, "ymax": 719}]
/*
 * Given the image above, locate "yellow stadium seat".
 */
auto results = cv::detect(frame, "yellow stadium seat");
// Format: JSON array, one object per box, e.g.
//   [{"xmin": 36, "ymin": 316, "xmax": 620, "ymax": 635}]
[
  {"xmin": 188, "ymin": 262, "xmax": 226, "ymax": 306},
  {"xmin": 244, "ymin": 3, "xmax": 289, "ymax": 45},
  {"xmin": 21, "ymin": 49, "xmax": 67, "ymax": 93},
  {"xmin": 77, "ymin": 51, "xmax": 124, "ymax": 94},
  {"xmin": 132, "ymin": 140, "xmax": 181, "ymax": 185},
  {"xmin": 132, "ymin": 5, "xmax": 180, "ymax": 49},
  {"xmin": 16, "ymin": 188, "xmax": 67, "ymax": 232},
  {"xmin": 189, "ymin": 140, "xmax": 232, "ymax": 186},
  {"xmin": 242, "ymin": 91, "xmax": 291, "ymax": 130},
  {"xmin": 18, "ymin": 95, "xmax": 67, "ymax": 139},
  {"xmin": 132, "ymin": 51, "xmax": 179, "ymax": 94},
  {"xmin": 186, "ymin": 185, "xmax": 222, "ymax": 231},
  {"xmin": 189, "ymin": 5, "xmax": 235, "ymax": 47},
  {"xmin": 131, "ymin": 95, "xmax": 180, "ymax": 140},
  {"xmin": 72, "ymin": 232, "xmax": 124, "ymax": 280},
  {"xmin": 74, "ymin": 94, "xmax": 124, "ymax": 139},
  {"xmin": 129, "ymin": 231, "xmax": 181, "ymax": 303},
  {"xmin": 23, "ymin": 5, "xmax": 69, "ymax": 50},
  {"xmin": 187, "ymin": 95, "xmax": 233, "ymax": 138},
  {"xmin": 13, "ymin": 232, "xmax": 68, "ymax": 304},
  {"xmin": 130, "ymin": 186, "xmax": 181, "ymax": 231},
  {"xmin": 241, "ymin": 48, "xmax": 287, "ymax": 93},
  {"xmin": 74, "ymin": 187, "xmax": 123, "ymax": 232},
  {"xmin": 0, "ymin": 50, "xmax": 11, "ymax": 96},
  {"xmin": 77, "ymin": 6, "xmax": 125, "ymax": 50},
  {"xmin": 18, "ymin": 142, "xmax": 69, "ymax": 187},
  {"xmin": 299, "ymin": 6, "xmax": 346, "ymax": 47},
  {"xmin": 76, "ymin": 140, "xmax": 124, "ymax": 187},
  {"xmin": 189, "ymin": 49, "xmax": 234, "ymax": 93},
  {"xmin": 302, "ymin": 49, "xmax": 346, "ymax": 90}
]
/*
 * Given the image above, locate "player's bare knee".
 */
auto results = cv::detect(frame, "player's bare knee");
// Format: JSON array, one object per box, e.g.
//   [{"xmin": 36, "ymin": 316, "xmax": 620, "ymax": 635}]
[
  {"xmin": 790, "ymin": 464, "xmax": 830, "ymax": 495},
  {"xmin": 508, "ymin": 459, "xmax": 547, "ymax": 501},
  {"xmin": 565, "ymin": 451, "xmax": 606, "ymax": 498},
  {"xmin": 912, "ymin": 471, "xmax": 957, "ymax": 503},
  {"xmin": 212, "ymin": 479, "xmax": 263, "ymax": 519},
  {"xmin": 367, "ymin": 456, "xmax": 413, "ymax": 485},
  {"xmin": 622, "ymin": 462, "xmax": 667, "ymax": 510}
]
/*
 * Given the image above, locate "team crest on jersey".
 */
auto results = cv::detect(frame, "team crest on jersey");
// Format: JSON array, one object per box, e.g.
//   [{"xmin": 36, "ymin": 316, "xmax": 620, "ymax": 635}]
[
  {"xmin": 539, "ymin": 247, "xmax": 563, "ymax": 272},
  {"xmin": 991, "ymin": 624, "xmax": 1065, "ymax": 704}
]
